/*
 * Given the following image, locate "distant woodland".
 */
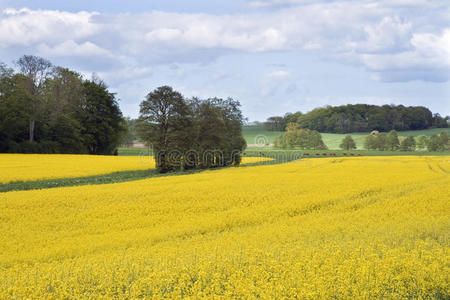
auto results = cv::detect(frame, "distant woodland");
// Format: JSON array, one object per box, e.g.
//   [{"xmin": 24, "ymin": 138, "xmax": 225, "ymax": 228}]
[{"xmin": 264, "ymin": 104, "xmax": 448, "ymax": 133}]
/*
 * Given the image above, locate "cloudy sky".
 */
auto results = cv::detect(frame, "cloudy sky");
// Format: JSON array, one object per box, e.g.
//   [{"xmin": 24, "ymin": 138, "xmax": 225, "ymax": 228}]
[{"xmin": 0, "ymin": 0, "xmax": 449, "ymax": 121}]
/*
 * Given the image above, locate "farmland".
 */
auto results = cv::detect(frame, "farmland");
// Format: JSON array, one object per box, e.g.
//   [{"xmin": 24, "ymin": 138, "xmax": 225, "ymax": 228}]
[
  {"xmin": 0, "ymin": 155, "xmax": 273, "ymax": 192},
  {"xmin": 0, "ymin": 156, "xmax": 449, "ymax": 298},
  {"xmin": 0, "ymin": 154, "xmax": 155, "ymax": 184},
  {"xmin": 242, "ymin": 125, "xmax": 450, "ymax": 150}
]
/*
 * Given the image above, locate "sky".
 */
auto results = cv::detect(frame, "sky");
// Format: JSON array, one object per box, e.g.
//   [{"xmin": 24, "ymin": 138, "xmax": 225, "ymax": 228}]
[{"xmin": 0, "ymin": 0, "xmax": 449, "ymax": 121}]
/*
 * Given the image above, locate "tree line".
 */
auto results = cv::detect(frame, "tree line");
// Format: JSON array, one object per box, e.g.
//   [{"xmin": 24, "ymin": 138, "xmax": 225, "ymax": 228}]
[
  {"xmin": 265, "ymin": 104, "xmax": 448, "ymax": 133},
  {"xmin": 0, "ymin": 55, "xmax": 124, "ymax": 154},
  {"xmin": 136, "ymin": 86, "xmax": 247, "ymax": 173},
  {"xmin": 361, "ymin": 130, "xmax": 449, "ymax": 152}
]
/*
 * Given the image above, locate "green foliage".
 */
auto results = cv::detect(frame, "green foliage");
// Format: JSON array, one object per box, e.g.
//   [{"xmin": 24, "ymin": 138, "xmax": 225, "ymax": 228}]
[
  {"xmin": 274, "ymin": 128, "xmax": 327, "ymax": 150},
  {"xmin": 415, "ymin": 135, "xmax": 428, "ymax": 150},
  {"xmin": 364, "ymin": 134, "xmax": 378, "ymax": 150},
  {"xmin": 386, "ymin": 130, "xmax": 400, "ymax": 151},
  {"xmin": 399, "ymin": 136, "xmax": 416, "ymax": 151},
  {"xmin": 376, "ymin": 133, "xmax": 388, "ymax": 151},
  {"xmin": 364, "ymin": 132, "xmax": 388, "ymax": 151},
  {"xmin": 266, "ymin": 104, "xmax": 447, "ymax": 134},
  {"xmin": 0, "ymin": 56, "xmax": 124, "ymax": 154},
  {"xmin": 79, "ymin": 80, "xmax": 124, "ymax": 155},
  {"xmin": 119, "ymin": 117, "xmax": 137, "ymax": 147},
  {"xmin": 264, "ymin": 116, "xmax": 286, "ymax": 131},
  {"xmin": 137, "ymin": 87, "xmax": 246, "ymax": 173},
  {"xmin": 427, "ymin": 131, "xmax": 449, "ymax": 152},
  {"xmin": 439, "ymin": 130, "xmax": 449, "ymax": 149},
  {"xmin": 427, "ymin": 135, "xmax": 441, "ymax": 152},
  {"xmin": 340, "ymin": 135, "xmax": 356, "ymax": 150}
]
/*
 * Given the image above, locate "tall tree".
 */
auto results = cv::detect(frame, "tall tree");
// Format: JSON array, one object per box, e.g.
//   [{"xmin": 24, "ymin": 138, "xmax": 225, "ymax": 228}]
[
  {"xmin": 137, "ymin": 86, "xmax": 192, "ymax": 172},
  {"xmin": 15, "ymin": 55, "xmax": 52, "ymax": 142},
  {"xmin": 80, "ymin": 80, "xmax": 124, "ymax": 155}
]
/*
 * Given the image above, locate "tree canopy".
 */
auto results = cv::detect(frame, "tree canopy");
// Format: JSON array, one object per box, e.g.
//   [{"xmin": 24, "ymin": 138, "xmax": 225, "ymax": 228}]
[
  {"xmin": 0, "ymin": 55, "xmax": 124, "ymax": 154},
  {"xmin": 264, "ymin": 104, "xmax": 448, "ymax": 133},
  {"xmin": 137, "ymin": 86, "xmax": 246, "ymax": 173}
]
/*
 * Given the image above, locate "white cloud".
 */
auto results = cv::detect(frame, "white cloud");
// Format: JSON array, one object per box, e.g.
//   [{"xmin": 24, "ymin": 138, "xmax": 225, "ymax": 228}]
[
  {"xmin": 0, "ymin": 8, "xmax": 98, "ymax": 47},
  {"xmin": 37, "ymin": 40, "xmax": 111, "ymax": 57},
  {"xmin": 0, "ymin": 2, "xmax": 448, "ymax": 82}
]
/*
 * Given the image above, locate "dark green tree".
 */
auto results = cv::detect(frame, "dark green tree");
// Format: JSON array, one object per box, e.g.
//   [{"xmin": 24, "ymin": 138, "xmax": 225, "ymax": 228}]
[
  {"xmin": 137, "ymin": 86, "xmax": 193, "ymax": 172},
  {"xmin": 79, "ymin": 80, "xmax": 124, "ymax": 155}
]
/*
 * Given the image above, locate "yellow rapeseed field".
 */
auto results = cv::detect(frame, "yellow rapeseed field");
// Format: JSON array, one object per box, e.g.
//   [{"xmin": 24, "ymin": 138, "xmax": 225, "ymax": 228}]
[
  {"xmin": 0, "ymin": 154, "xmax": 155, "ymax": 183},
  {"xmin": 0, "ymin": 154, "xmax": 271, "ymax": 183},
  {"xmin": 0, "ymin": 156, "xmax": 449, "ymax": 298}
]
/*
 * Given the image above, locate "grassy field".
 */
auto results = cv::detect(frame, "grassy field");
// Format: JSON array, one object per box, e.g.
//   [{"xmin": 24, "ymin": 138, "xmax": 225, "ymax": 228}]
[
  {"xmin": 242, "ymin": 125, "xmax": 284, "ymax": 145},
  {"xmin": 242, "ymin": 125, "xmax": 450, "ymax": 150},
  {"xmin": 1, "ymin": 156, "xmax": 448, "ymax": 298}
]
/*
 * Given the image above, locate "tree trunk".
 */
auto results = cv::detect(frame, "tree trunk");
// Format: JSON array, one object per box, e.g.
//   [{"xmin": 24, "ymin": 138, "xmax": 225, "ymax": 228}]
[{"xmin": 29, "ymin": 119, "xmax": 35, "ymax": 142}]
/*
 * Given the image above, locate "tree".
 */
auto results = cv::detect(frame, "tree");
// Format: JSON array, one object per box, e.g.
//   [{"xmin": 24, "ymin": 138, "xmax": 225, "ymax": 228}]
[
  {"xmin": 340, "ymin": 135, "xmax": 356, "ymax": 150},
  {"xmin": 427, "ymin": 135, "xmax": 441, "ymax": 152},
  {"xmin": 264, "ymin": 116, "xmax": 286, "ymax": 131},
  {"xmin": 386, "ymin": 130, "xmax": 400, "ymax": 150},
  {"xmin": 416, "ymin": 135, "xmax": 428, "ymax": 150},
  {"xmin": 137, "ymin": 87, "xmax": 246, "ymax": 173},
  {"xmin": 137, "ymin": 86, "xmax": 191, "ymax": 172},
  {"xmin": 364, "ymin": 134, "xmax": 377, "ymax": 150},
  {"xmin": 15, "ymin": 55, "xmax": 52, "ymax": 142},
  {"xmin": 1, "ymin": 57, "xmax": 125, "ymax": 154},
  {"xmin": 286, "ymin": 104, "xmax": 441, "ymax": 133},
  {"xmin": 399, "ymin": 136, "xmax": 416, "ymax": 151},
  {"xmin": 194, "ymin": 98, "xmax": 246, "ymax": 168},
  {"xmin": 285, "ymin": 122, "xmax": 299, "ymax": 132},
  {"xmin": 274, "ymin": 129, "xmax": 326, "ymax": 150},
  {"xmin": 375, "ymin": 133, "xmax": 388, "ymax": 151},
  {"xmin": 79, "ymin": 80, "xmax": 124, "ymax": 155},
  {"xmin": 439, "ymin": 131, "xmax": 449, "ymax": 150},
  {"xmin": 119, "ymin": 117, "xmax": 136, "ymax": 147}
]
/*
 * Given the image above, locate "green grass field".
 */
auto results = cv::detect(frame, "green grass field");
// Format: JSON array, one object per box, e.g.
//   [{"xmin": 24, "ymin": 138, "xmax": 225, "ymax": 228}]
[
  {"xmin": 242, "ymin": 125, "xmax": 284, "ymax": 145},
  {"xmin": 242, "ymin": 125, "xmax": 450, "ymax": 150}
]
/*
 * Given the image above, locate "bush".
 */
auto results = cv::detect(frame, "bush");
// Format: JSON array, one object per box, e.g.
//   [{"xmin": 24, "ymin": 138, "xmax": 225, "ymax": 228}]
[
  {"xmin": 399, "ymin": 136, "xmax": 416, "ymax": 151},
  {"xmin": 340, "ymin": 135, "xmax": 356, "ymax": 150},
  {"xmin": 275, "ymin": 129, "xmax": 327, "ymax": 150}
]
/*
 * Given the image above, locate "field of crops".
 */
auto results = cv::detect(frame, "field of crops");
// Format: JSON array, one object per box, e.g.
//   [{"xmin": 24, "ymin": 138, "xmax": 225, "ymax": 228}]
[
  {"xmin": 0, "ymin": 154, "xmax": 155, "ymax": 183},
  {"xmin": 0, "ymin": 156, "xmax": 448, "ymax": 298},
  {"xmin": 0, "ymin": 154, "xmax": 271, "ymax": 184}
]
